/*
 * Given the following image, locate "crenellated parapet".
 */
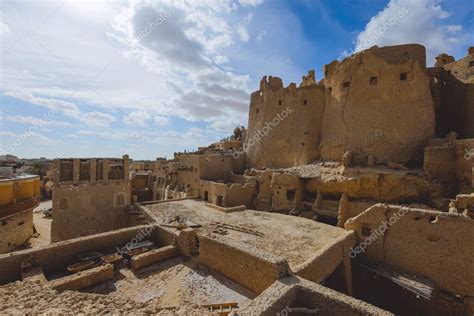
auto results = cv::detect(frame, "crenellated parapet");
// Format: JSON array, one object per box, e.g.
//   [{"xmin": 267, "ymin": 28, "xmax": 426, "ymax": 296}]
[{"xmin": 247, "ymin": 44, "xmax": 439, "ymax": 168}]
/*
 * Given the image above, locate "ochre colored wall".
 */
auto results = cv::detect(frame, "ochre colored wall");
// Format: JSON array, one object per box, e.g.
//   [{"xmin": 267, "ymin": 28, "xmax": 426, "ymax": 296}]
[
  {"xmin": 245, "ymin": 44, "xmax": 436, "ymax": 168},
  {"xmin": 0, "ymin": 210, "xmax": 33, "ymax": 254},
  {"xmin": 0, "ymin": 176, "xmax": 40, "ymax": 208},
  {"xmin": 51, "ymin": 182, "xmax": 130, "ymax": 242},
  {"xmin": 320, "ymin": 44, "xmax": 435, "ymax": 164},
  {"xmin": 245, "ymin": 77, "xmax": 325, "ymax": 168}
]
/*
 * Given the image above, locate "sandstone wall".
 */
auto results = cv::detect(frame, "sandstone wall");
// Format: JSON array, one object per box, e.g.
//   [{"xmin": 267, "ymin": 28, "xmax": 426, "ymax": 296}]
[
  {"xmin": 270, "ymin": 172, "xmax": 303, "ymax": 211},
  {"xmin": 345, "ymin": 204, "xmax": 474, "ymax": 301},
  {"xmin": 52, "ymin": 182, "xmax": 130, "ymax": 241},
  {"xmin": 0, "ymin": 209, "xmax": 33, "ymax": 253},
  {"xmin": 197, "ymin": 235, "xmax": 289, "ymax": 294},
  {"xmin": 240, "ymin": 276, "xmax": 391, "ymax": 316},
  {"xmin": 51, "ymin": 156, "xmax": 131, "ymax": 242},
  {"xmin": 245, "ymin": 75, "xmax": 325, "ymax": 168},
  {"xmin": 424, "ymin": 139, "xmax": 474, "ymax": 196},
  {"xmin": 245, "ymin": 44, "xmax": 436, "ymax": 168},
  {"xmin": 0, "ymin": 224, "xmax": 166, "ymax": 284},
  {"xmin": 320, "ymin": 44, "xmax": 435, "ymax": 164},
  {"xmin": 199, "ymin": 179, "xmax": 255, "ymax": 207},
  {"xmin": 199, "ymin": 154, "xmax": 245, "ymax": 181},
  {"xmin": 432, "ymin": 49, "xmax": 474, "ymax": 138}
]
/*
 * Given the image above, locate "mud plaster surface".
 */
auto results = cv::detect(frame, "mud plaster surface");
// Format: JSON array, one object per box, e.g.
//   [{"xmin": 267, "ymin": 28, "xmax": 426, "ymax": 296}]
[
  {"xmin": 146, "ymin": 199, "xmax": 352, "ymax": 269},
  {"xmin": 0, "ymin": 257, "xmax": 253, "ymax": 315}
]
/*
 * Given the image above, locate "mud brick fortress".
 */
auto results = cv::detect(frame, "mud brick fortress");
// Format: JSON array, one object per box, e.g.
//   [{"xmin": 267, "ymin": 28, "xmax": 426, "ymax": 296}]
[{"xmin": 0, "ymin": 44, "xmax": 473, "ymax": 315}]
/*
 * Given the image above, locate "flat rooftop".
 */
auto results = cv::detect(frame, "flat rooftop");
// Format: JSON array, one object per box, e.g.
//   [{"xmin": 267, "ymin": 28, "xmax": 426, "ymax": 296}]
[{"xmin": 144, "ymin": 199, "xmax": 354, "ymax": 270}]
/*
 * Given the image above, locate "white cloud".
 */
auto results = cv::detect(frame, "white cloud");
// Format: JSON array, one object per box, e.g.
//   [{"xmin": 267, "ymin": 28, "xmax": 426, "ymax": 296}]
[
  {"xmin": 0, "ymin": 130, "xmax": 57, "ymax": 156},
  {"xmin": 236, "ymin": 23, "xmax": 249, "ymax": 41},
  {"xmin": 153, "ymin": 115, "xmax": 170, "ymax": 126},
  {"xmin": 111, "ymin": 0, "xmax": 256, "ymax": 125},
  {"xmin": 239, "ymin": 0, "xmax": 264, "ymax": 7},
  {"xmin": 256, "ymin": 30, "xmax": 266, "ymax": 41},
  {"xmin": 210, "ymin": 119, "xmax": 242, "ymax": 133},
  {"xmin": 123, "ymin": 111, "xmax": 150, "ymax": 127},
  {"xmin": 0, "ymin": 0, "xmax": 315, "ymax": 158},
  {"xmin": 81, "ymin": 111, "xmax": 116, "ymax": 127},
  {"xmin": 3, "ymin": 115, "xmax": 70, "ymax": 127},
  {"xmin": 354, "ymin": 0, "xmax": 468, "ymax": 64},
  {"xmin": 214, "ymin": 55, "xmax": 230, "ymax": 64},
  {"xmin": 0, "ymin": 20, "xmax": 10, "ymax": 35},
  {"xmin": 4, "ymin": 91, "xmax": 81, "ymax": 117}
]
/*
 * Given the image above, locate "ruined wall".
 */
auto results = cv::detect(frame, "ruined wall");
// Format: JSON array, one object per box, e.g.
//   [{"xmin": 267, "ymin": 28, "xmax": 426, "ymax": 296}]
[
  {"xmin": 432, "ymin": 49, "xmax": 474, "ymax": 138},
  {"xmin": 52, "ymin": 182, "xmax": 130, "ymax": 241},
  {"xmin": 245, "ymin": 74, "xmax": 325, "ymax": 168},
  {"xmin": 424, "ymin": 138, "xmax": 474, "ymax": 196},
  {"xmin": 0, "ymin": 224, "xmax": 168, "ymax": 284},
  {"xmin": 131, "ymin": 172, "xmax": 153, "ymax": 202},
  {"xmin": 176, "ymin": 155, "xmax": 201, "ymax": 194},
  {"xmin": 51, "ymin": 156, "xmax": 131, "ymax": 242},
  {"xmin": 270, "ymin": 172, "xmax": 303, "ymax": 211},
  {"xmin": 241, "ymin": 276, "xmax": 390, "ymax": 316},
  {"xmin": 245, "ymin": 44, "xmax": 436, "ymax": 168},
  {"xmin": 248, "ymin": 169, "xmax": 274, "ymax": 210},
  {"xmin": 153, "ymin": 153, "xmax": 246, "ymax": 201},
  {"xmin": 442, "ymin": 49, "xmax": 474, "ymax": 84},
  {"xmin": 199, "ymin": 154, "xmax": 245, "ymax": 180},
  {"xmin": 463, "ymin": 86, "xmax": 474, "ymax": 137},
  {"xmin": 304, "ymin": 170, "xmax": 432, "ymax": 203},
  {"xmin": 345, "ymin": 204, "xmax": 474, "ymax": 304},
  {"xmin": 0, "ymin": 210, "xmax": 33, "ymax": 253},
  {"xmin": 199, "ymin": 179, "xmax": 255, "ymax": 207},
  {"xmin": 320, "ymin": 44, "xmax": 435, "ymax": 164}
]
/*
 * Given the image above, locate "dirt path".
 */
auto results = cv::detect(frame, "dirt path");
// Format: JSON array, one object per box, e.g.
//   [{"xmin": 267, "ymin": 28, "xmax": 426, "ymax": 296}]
[{"xmin": 29, "ymin": 201, "xmax": 52, "ymax": 248}]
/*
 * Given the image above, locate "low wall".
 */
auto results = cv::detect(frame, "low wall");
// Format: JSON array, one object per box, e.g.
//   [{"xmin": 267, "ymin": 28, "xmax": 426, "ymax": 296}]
[
  {"xmin": 294, "ymin": 232, "xmax": 355, "ymax": 286},
  {"xmin": 345, "ymin": 204, "xmax": 473, "ymax": 301},
  {"xmin": 197, "ymin": 235, "xmax": 290, "ymax": 294},
  {"xmin": 0, "ymin": 209, "xmax": 33, "ymax": 254},
  {"xmin": 240, "ymin": 276, "xmax": 391, "ymax": 316},
  {"xmin": 0, "ymin": 224, "xmax": 172, "ymax": 284}
]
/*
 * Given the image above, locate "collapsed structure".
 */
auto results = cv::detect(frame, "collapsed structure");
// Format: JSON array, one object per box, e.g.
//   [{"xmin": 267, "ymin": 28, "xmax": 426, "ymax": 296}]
[
  {"xmin": 51, "ymin": 155, "xmax": 131, "ymax": 241},
  {"xmin": 0, "ymin": 44, "xmax": 473, "ymax": 315}
]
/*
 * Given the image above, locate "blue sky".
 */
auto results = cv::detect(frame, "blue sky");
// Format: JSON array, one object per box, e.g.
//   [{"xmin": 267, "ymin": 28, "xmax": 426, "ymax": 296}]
[{"xmin": 1, "ymin": 0, "xmax": 473, "ymax": 159}]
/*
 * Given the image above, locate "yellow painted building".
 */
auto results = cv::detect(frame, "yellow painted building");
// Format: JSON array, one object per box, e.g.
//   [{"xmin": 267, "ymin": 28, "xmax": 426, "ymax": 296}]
[{"xmin": 0, "ymin": 175, "xmax": 41, "ymax": 253}]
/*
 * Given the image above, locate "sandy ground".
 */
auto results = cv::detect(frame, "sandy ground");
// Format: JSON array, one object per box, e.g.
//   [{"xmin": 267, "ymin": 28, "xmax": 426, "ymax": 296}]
[
  {"xmin": 0, "ymin": 256, "xmax": 251, "ymax": 315},
  {"xmin": 146, "ymin": 199, "xmax": 353, "ymax": 269},
  {"xmin": 29, "ymin": 201, "xmax": 52, "ymax": 248},
  {"xmin": 0, "ymin": 280, "xmax": 211, "ymax": 315},
  {"xmin": 89, "ymin": 256, "xmax": 254, "ymax": 309}
]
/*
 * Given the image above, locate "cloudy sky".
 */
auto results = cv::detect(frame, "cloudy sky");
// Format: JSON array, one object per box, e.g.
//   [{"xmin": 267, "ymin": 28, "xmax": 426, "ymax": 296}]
[{"xmin": 0, "ymin": 0, "xmax": 472, "ymax": 159}]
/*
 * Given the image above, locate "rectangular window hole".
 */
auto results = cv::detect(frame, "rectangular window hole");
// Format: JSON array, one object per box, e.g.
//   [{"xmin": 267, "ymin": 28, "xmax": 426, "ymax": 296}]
[{"xmin": 361, "ymin": 224, "xmax": 372, "ymax": 237}]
